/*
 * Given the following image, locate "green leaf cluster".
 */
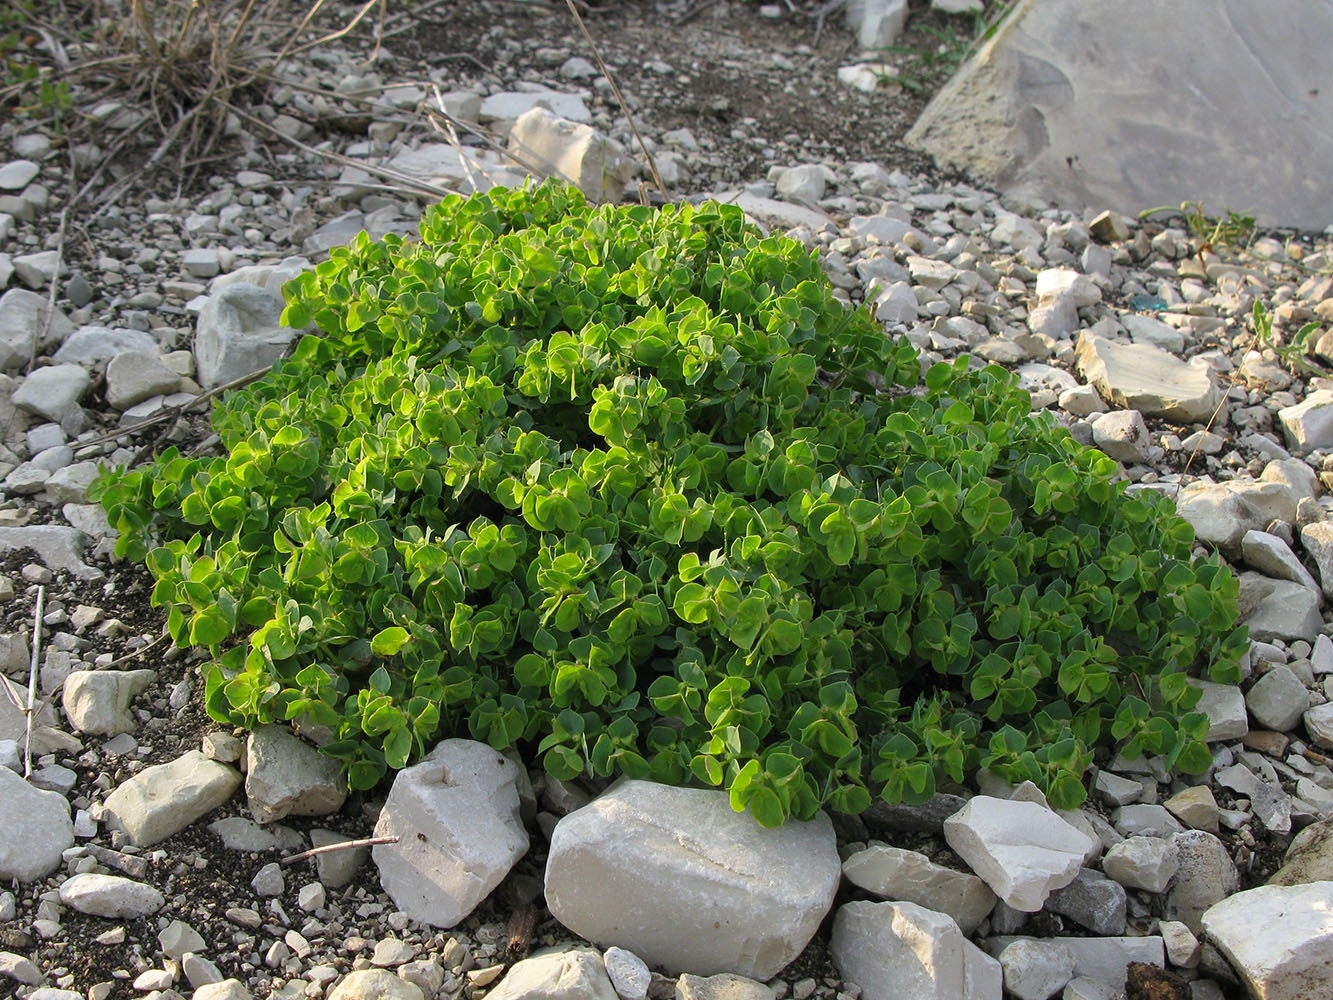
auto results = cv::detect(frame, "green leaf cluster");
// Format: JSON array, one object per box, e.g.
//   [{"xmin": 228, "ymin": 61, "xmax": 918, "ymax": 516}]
[{"xmin": 91, "ymin": 181, "xmax": 1248, "ymax": 825}]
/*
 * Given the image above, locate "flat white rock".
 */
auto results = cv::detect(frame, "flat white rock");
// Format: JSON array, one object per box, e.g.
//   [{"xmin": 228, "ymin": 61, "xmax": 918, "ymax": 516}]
[
  {"xmin": 943, "ymin": 796, "xmax": 1100, "ymax": 912},
  {"xmin": 59, "ymin": 872, "xmax": 165, "ymax": 917},
  {"xmin": 103, "ymin": 749, "xmax": 241, "ymax": 846},
  {"xmin": 244, "ymin": 724, "xmax": 346, "ymax": 824},
  {"xmin": 544, "ymin": 779, "xmax": 841, "ymax": 979},
  {"xmin": 1201, "ymin": 882, "xmax": 1333, "ymax": 1000},
  {"xmin": 841, "ymin": 843, "xmax": 996, "ymax": 933},
  {"xmin": 372, "ymin": 739, "xmax": 528, "ymax": 928},
  {"xmin": 485, "ymin": 947, "xmax": 617, "ymax": 1000}
]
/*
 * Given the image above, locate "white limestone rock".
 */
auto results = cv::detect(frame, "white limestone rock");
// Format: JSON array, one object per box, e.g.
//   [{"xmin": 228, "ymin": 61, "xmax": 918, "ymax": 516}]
[
  {"xmin": 372, "ymin": 739, "xmax": 528, "ymax": 928},
  {"xmin": 1074, "ymin": 334, "xmax": 1220, "ymax": 423},
  {"xmin": 829, "ymin": 900, "xmax": 1001, "ymax": 1000},
  {"xmin": 479, "ymin": 90, "xmax": 590, "ymax": 124},
  {"xmin": 984, "ymin": 936, "xmax": 1164, "ymax": 990},
  {"xmin": 194, "ymin": 282, "xmax": 299, "ymax": 389},
  {"xmin": 12, "ymin": 364, "xmax": 89, "ymax": 423},
  {"xmin": 1201, "ymin": 882, "xmax": 1333, "ymax": 1000},
  {"xmin": 59, "ymin": 872, "xmax": 164, "ymax": 918},
  {"xmin": 193, "ymin": 981, "xmax": 251, "ymax": 1000},
  {"xmin": 1279, "ymin": 390, "xmax": 1333, "ymax": 453},
  {"xmin": 485, "ymin": 947, "xmax": 617, "ymax": 1000},
  {"xmin": 0, "ymin": 765, "xmax": 73, "ymax": 881},
  {"xmin": 676, "ymin": 973, "xmax": 775, "ymax": 1000},
  {"xmin": 1241, "ymin": 531, "xmax": 1321, "ymax": 595},
  {"xmin": 311, "ymin": 827, "xmax": 369, "ymax": 888},
  {"xmin": 1091, "ymin": 410, "xmax": 1151, "ymax": 464},
  {"xmin": 841, "ymin": 843, "xmax": 996, "ymax": 933},
  {"xmin": 53, "ymin": 326, "xmax": 158, "ymax": 364},
  {"xmin": 544, "ymin": 779, "xmax": 840, "ymax": 979},
  {"xmin": 244, "ymin": 724, "xmax": 346, "ymax": 824},
  {"xmin": 602, "ymin": 946, "xmax": 650, "ymax": 1000},
  {"xmin": 845, "ymin": 0, "xmax": 908, "ymax": 49},
  {"xmin": 1122, "ymin": 313, "xmax": 1184, "ymax": 354},
  {"xmin": 1188, "ymin": 679, "xmax": 1249, "ymax": 742},
  {"xmin": 104, "ymin": 351, "xmax": 181, "ymax": 410},
  {"xmin": 61, "ymin": 669, "xmax": 155, "ymax": 736},
  {"xmin": 1299, "ymin": 520, "xmax": 1333, "ymax": 600},
  {"xmin": 1102, "ymin": 836, "xmax": 1179, "ymax": 895},
  {"xmin": 998, "ymin": 939, "xmax": 1075, "ymax": 1000},
  {"xmin": 942, "ymin": 796, "xmax": 1100, "ymax": 912},
  {"xmin": 1245, "ymin": 665, "xmax": 1310, "ymax": 732},
  {"xmin": 103, "ymin": 749, "xmax": 241, "ymax": 846},
  {"xmin": 775, "ymin": 165, "xmax": 828, "ymax": 206},
  {"xmin": 1304, "ymin": 702, "xmax": 1333, "ymax": 750},
  {"xmin": 1238, "ymin": 572, "xmax": 1324, "ymax": 643},
  {"xmin": 327, "ymin": 969, "xmax": 424, "ymax": 1000},
  {"xmin": 0, "ymin": 288, "xmax": 73, "ymax": 371},
  {"xmin": 507, "ymin": 107, "xmax": 632, "ymax": 203}
]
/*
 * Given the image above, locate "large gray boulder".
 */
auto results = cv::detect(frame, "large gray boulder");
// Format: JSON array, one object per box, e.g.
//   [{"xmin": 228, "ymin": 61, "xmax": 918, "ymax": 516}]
[
  {"xmin": 1201, "ymin": 882, "xmax": 1333, "ymax": 1000},
  {"xmin": 544, "ymin": 779, "xmax": 841, "ymax": 979},
  {"xmin": 906, "ymin": 0, "xmax": 1333, "ymax": 229}
]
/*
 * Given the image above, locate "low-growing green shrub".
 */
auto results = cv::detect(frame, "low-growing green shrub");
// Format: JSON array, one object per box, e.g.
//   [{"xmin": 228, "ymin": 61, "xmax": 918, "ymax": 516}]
[{"xmin": 92, "ymin": 182, "xmax": 1247, "ymax": 825}]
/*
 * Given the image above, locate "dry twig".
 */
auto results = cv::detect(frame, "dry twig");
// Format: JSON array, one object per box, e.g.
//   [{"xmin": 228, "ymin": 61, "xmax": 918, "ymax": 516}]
[
  {"xmin": 23, "ymin": 585, "xmax": 46, "ymax": 779},
  {"xmin": 281, "ymin": 835, "xmax": 399, "ymax": 866}
]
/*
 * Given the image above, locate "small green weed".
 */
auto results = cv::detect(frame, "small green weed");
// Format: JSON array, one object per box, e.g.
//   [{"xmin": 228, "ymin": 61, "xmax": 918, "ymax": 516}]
[
  {"xmin": 1140, "ymin": 201, "xmax": 1257, "ymax": 253},
  {"xmin": 92, "ymin": 182, "xmax": 1247, "ymax": 825},
  {"xmin": 1252, "ymin": 300, "xmax": 1325, "ymax": 375}
]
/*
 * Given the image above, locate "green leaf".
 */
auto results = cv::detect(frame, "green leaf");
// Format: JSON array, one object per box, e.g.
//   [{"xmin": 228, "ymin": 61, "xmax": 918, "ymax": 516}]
[{"xmin": 371, "ymin": 627, "xmax": 411, "ymax": 656}]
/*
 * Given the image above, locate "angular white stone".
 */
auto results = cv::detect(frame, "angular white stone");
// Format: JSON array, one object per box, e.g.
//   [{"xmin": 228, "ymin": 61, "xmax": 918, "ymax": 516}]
[
  {"xmin": 372, "ymin": 739, "xmax": 528, "ymax": 928},
  {"xmin": 479, "ymin": 90, "xmax": 590, "ymax": 124},
  {"xmin": 12, "ymin": 364, "xmax": 89, "ymax": 422},
  {"xmin": 1279, "ymin": 390, "xmax": 1333, "ymax": 453},
  {"xmin": 1300, "ymin": 520, "xmax": 1333, "ymax": 600},
  {"xmin": 0, "ymin": 765, "xmax": 73, "ymax": 881},
  {"xmin": 942, "ymin": 796, "xmax": 1099, "ymax": 912},
  {"xmin": 544, "ymin": 779, "xmax": 840, "ymax": 979},
  {"xmin": 1245, "ymin": 665, "xmax": 1310, "ymax": 732},
  {"xmin": 998, "ymin": 939, "xmax": 1074, "ymax": 1000},
  {"xmin": 1201, "ymin": 882, "xmax": 1333, "ymax": 1000},
  {"xmin": 105, "ymin": 351, "xmax": 180, "ymax": 410},
  {"xmin": 1304, "ymin": 702, "xmax": 1333, "ymax": 750},
  {"xmin": 1102, "ymin": 836, "xmax": 1179, "ymax": 894},
  {"xmin": 1241, "ymin": 531, "xmax": 1321, "ymax": 595},
  {"xmin": 1091, "ymin": 409, "xmax": 1151, "ymax": 464},
  {"xmin": 830, "ymin": 900, "xmax": 1000, "ymax": 1000},
  {"xmin": 1188, "ymin": 679, "xmax": 1249, "ymax": 742},
  {"xmin": 103, "ymin": 749, "xmax": 241, "ymax": 846},
  {"xmin": 845, "ymin": 0, "xmax": 908, "ymax": 49},
  {"xmin": 507, "ymin": 107, "xmax": 632, "ymax": 203},
  {"xmin": 486, "ymin": 947, "xmax": 617, "ymax": 1000},
  {"xmin": 1239, "ymin": 572, "xmax": 1324, "ymax": 643},
  {"xmin": 59, "ymin": 872, "xmax": 164, "ymax": 917},
  {"xmin": 841, "ymin": 844, "xmax": 996, "ymax": 933},
  {"xmin": 984, "ymin": 936, "xmax": 1164, "ymax": 988},
  {"xmin": 0, "ymin": 288, "xmax": 73, "ymax": 371},
  {"xmin": 327, "ymin": 969, "xmax": 424, "ymax": 1000},
  {"xmin": 194, "ymin": 283, "xmax": 298, "ymax": 389},
  {"xmin": 1074, "ymin": 334, "xmax": 1221, "ymax": 423},
  {"xmin": 245, "ymin": 724, "xmax": 346, "ymax": 824},
  {"xmin": 603, "ymin": 946, "xmax": 650, "ymax": 1000},
  {"xmin": 193, "ymin": 981, "xmax": 251, "ymax": 1000},
  {"xmin": 1122, "ymin": 313, "xmax": 1183, "ymax": 354},
  {"xmin": 61, "ymin": 669, "xmax": 154, "ymax": 736}
]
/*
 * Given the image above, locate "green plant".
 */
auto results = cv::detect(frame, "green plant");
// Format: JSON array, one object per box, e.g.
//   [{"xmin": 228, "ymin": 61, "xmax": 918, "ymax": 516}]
[
  {"xmin": 881, "ymin": 14, "xmax": 983, "ymax": 94},
  {"xmin": 1251, "ymin": 300, "xmax": 1325, "ymax": 375},
  {"xmin": 1140, "ymin": 201, "xmax": 1256, "ymax": 253},
  {"xmin": 92, "ymin": 182, "xmax": 1247, "ymax": 826}
]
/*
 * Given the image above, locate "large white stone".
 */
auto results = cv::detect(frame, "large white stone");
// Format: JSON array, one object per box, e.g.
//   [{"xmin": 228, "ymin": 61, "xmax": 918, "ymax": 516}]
[
  {"xmin": 372, "ymin": 739, "xmax": 528, "ymax": 928},
  {"xmin": 194, "ymin": 283, "xmax": 298, "ymax": 389},
  {"xmin": 1102, "ymin": 836, "xmax": 1179, "ymax": 894},
  {"xmin": 1279, "ymin": 390, "xmax": 1333, "ymax": 454},
  {"xmin": 544, "ymin": 779, "xmax": 840, "ymax": 979},
  {"xmin": 479, "ymin": 90, "xmax": 590, "ymax": 124},
  {"xmin": 1188, "ymin": 679, "xmax": 1249, "ymax": 742},
  {"xmin": 984, "ymin": 936, "xmax": 1164, "ymax": 988},
  {"xmin": 53, "ymin": 326, "xmax": 158, "ymax": 364},
  {"xmin": 830, "ymin": 901, "xmax": 1001, "ymax": 1000},
  {"xmin": 841, "ymin": 844, "xmax": 996, "ymax": 933},
  {"xmin": 1074, "ymin": 334, "xmax": 1221, "ymax": 424},
  {"xmin": 1305, "ymin": 702, "xmax": 1333, "ymax": 750},
  {"xmin": 845, "ymin": 0, "xmax": 908, "ymax": 49},
  {"xmin": 1201, "ymin": 882, "xmax": 1333, "ymax": 1000},
  {"xmin": 942, "ymin": 796, "xmax": 1099, "ymax": 912},
  {"xmin": 1299, "ymin": 520, "xmax": 1333, "ymax": 600},
  {"xmin": 507, "ymin": 107, "xmax": 632, "ymax": 203},
  {"xmin": 0, "ymin": 765, "xmax": 73, "ymax": 881},
  {"xmin": 0, "ymin": 288, "xmax": 73, "ymax": 371},
  {"xmin": 61, "ymin": 669, "xmax": 154, "ymax": 736},
  {"xmin": 59, "ymin": 872, "xmax": 164, "ymax": 918},
  {"xmin": 1241, "ymin": 531, "xmax": 1321, "ymax": 595},
  {"xmin": 905, "ymin": 0, "xmax": 1333, "ymax": 229},
  {"xmin": 327, "ymin": 969, "xmax": 424, "ymax": 1000},
  {"xmin": 12, "ymin": 364, "xmax": 90, "ymax": 422},
  {"xmin": 244, "ymin": 724, "xmax": 346, "ymax": 824},
  {"xmin": 105, "ymin": 351, "xmax": 180, "ymax": 410},
  {"xmin": 1238, "ymin": 572, "xmax": 1324, "ymax": 644},
  {"xmin": 998, "ymin": 939, "xmax": 1074, "ymax": 1000},
  {"xmin": 103, "ymin": 749, "xmax": 241, "ymax": 846},
  {"xmin": 486, "ymin": 947, "xmax": 618, "ymax": 1000}
]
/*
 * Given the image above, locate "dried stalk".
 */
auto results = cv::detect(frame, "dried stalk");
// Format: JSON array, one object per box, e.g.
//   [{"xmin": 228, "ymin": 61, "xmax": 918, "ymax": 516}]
[
  {"xmin": 562, "ymin": 0, "xmax": 667, "ymax": 198},
  {"xmin": 23, "ymin": 585, "xmax": 46, "ymax": 779},
  {"xmin": 281, "ymin": 835, "xmax": 399, "ymax": 866}
]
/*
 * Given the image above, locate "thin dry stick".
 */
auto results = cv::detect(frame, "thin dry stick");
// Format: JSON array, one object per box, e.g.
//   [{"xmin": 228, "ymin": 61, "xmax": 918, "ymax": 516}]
[
  {"xmin": 23, "ymin": 585, "xmax": 46, "ymax": 779},
  {"xmin": 281, "ymin": 835, "xmax": 399, "ymax": 865},
  {"xmin": 562, "ymin": 0, "xmax": 667, "ymax": 199},
  {"xmin": 430, "ymin": 84, "xmax": 480, "ymax": 194},
  {"xmin": 104, "ymin": 629, "xmax": 171, "ymax": 669},
  {"xmin": 27, "ymin": 206, "xmax": 68, "ymax": 375}
]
